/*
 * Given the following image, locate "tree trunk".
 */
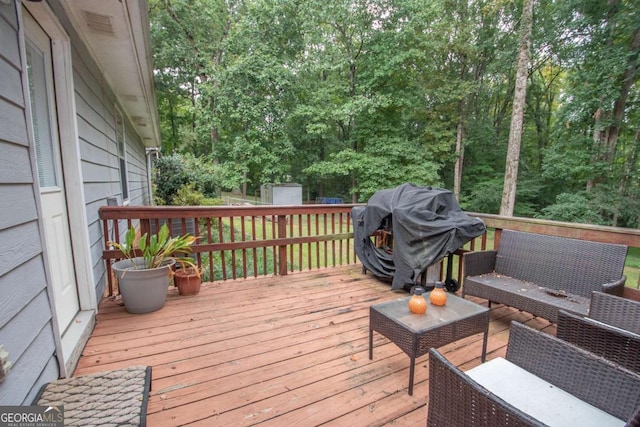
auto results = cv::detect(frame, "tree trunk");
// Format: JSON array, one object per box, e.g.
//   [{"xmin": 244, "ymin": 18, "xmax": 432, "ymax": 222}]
[
  {"xmin": 351, "ymin": 174, "xmax": 357, "ymax": 203},
  {"xmin": 169, "ymin": 96, "xmax": 176, "ymax": 153},
  {"xmin": 453, "ymin": 118, "xmax": 464, "ymax": 200},
  {"xmin": 588, "ymin": 11, "xmax": 639, "ymax": 190},
  {"xmin": 454, "ymin": 49, "xmax": 468, "ymax": 200},
  {"xmin": 242, "ymin": 170, "xmax": 247, "ymax": 200},
  {"xmin": 500, "ymin": 0, "xmax": 534, "ymax": 216},
  {"xmin": 349, "ymin": 59, "xmax": 358, "ymax": 203},
  {"xmin": 210, "ymin": 18, "xmax": 231, "ymax": 160}
]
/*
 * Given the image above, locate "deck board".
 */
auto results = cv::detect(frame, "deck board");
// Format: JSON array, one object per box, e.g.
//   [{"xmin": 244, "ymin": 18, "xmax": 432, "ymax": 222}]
[{"xmin": 75, "ymin": 264, "xmax": 553, "ymax": 426}]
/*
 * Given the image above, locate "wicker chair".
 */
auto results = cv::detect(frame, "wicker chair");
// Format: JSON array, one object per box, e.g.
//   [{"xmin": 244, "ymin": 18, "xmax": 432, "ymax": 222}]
[
  {"xmin": 427, "ymin": 321, "xmax": 640, "ymax": 427},
  {"xmin": 461, "ymin": 230, "xmax": 627, "ymax": 323},
  {"xmin": 557, "ymin": 291, "xmax": 640, "ymax": 374}
]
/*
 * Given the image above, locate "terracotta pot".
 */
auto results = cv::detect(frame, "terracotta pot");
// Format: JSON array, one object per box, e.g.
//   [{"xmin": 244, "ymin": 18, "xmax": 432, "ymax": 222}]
[{"xmin": 174, "ymin": 267, "xmax": 202, "ymax": 296}]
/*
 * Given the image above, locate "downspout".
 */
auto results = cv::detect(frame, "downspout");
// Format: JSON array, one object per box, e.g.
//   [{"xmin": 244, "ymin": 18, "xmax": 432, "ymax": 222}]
[{"xmin": 146, "ymin": 147, "xmax": 159, "ymax": 205}]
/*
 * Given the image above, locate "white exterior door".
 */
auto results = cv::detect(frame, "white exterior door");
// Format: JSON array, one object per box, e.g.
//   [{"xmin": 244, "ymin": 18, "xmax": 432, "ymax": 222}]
[{"xmin": 25, "ymin": 13, "xmax": 80, "ymax": 334}]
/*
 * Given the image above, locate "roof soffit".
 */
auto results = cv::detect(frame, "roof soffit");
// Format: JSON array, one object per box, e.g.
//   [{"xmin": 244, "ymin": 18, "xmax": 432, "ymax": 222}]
[{"xmin": 58, "ymin": 0, "xmax": 159, "ymax": 147}]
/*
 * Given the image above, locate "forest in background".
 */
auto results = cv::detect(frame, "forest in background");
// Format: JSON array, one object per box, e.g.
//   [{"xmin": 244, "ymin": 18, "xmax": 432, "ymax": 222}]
[{"xmin": 148, "ymin": 0, "xmax": 639, "ymax": 228}]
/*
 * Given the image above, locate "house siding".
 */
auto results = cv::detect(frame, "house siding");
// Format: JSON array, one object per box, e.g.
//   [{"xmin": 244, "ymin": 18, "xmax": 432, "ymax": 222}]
[
  {"xmin": 0, "ymin": 1, "xmax": 58, "ymax": 404},
  {"xmin": 0, "ymin": 0, "xmax": 153, "ymax": 403},
  {"xmin": 47, "ymin": 0, "xmax": 151, "ymax": 301}
]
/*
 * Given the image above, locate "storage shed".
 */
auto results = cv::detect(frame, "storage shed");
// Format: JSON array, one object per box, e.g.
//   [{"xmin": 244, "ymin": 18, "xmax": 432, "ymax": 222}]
[{"xmin": 261, "ymin": 183, "xmax": 303, "ymax": 205}]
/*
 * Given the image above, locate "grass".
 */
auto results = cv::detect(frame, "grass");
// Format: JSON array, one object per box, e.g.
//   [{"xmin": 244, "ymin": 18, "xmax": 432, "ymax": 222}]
[
  {"xmin": 193, "ymin": 214, "xmax": 355, "ymax": 279},
  {"xmin": 625, "ymin": 247, "xmax": 640, "ymax": 288}
]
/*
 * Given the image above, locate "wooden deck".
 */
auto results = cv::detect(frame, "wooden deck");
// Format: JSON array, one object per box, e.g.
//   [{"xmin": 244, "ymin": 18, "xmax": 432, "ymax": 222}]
[{"xmin": 75, "ymin": 264, "xmax": 555, "ymax": 426}]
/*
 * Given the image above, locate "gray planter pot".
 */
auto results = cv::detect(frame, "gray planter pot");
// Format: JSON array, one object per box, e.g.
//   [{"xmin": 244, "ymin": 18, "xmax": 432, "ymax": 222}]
[{"xmin": 112, "ymin": 257, "xmax": 175, "ymax": 314}]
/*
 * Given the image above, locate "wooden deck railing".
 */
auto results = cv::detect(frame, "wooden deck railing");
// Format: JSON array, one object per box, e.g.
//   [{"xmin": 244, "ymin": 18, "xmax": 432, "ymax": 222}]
[
  {"xmin": 100, "ymin": 205, "xmax": 357, "ymax": 296},
  {"xmin": 471, "ymin": 213, "xmax": 640, "ymax": 249},
  {"xmin": 99, "ymin": 205, "xmax": 640, "ymax": 298}
]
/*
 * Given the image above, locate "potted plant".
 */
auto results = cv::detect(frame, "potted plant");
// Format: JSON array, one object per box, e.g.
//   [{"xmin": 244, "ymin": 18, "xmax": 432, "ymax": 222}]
[
  {"xmin": 109, "ymin": 223, "xmax": 198, "ymax": 313},
  {"xmin": 173, "ymin": 266, "xmax": 203, "ymax": 296}
]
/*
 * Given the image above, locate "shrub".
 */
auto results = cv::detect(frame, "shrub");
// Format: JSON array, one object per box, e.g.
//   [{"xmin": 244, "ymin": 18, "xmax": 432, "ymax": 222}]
[
  {"xmin": 171, "ymin": 183, "xmax": 223, "ymax": 206},
  {"xmin": 153, "ymin": 154, "xmax": 191, "ymax": 205}
]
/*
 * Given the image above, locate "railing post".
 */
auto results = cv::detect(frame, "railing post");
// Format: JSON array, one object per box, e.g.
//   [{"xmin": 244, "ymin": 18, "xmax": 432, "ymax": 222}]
[
  {"xmin": 102, "ymin": 219, "xmax": 114, "ymax": 296},
  {"xmin": 277, "ymin": 215, "xmax": 288, "ymax": 276},
  {"xmin": 140, "ymin": 219, "xmax": 151, "ymax": 237},
  {"xmin": 494, "ymin": 228, "xmax": 503, "ymax": 250}
]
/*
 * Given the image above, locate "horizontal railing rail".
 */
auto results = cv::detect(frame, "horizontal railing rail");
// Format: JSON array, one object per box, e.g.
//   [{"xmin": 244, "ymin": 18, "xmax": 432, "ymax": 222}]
[
  {"xmin": 100, "ymin": 205, "xmax": 640, "ymax": 298},
  {"xmin": 100, "ymin": 205, "xmax": 358, "ymax": 296},
  {"xmin": 470, "ymin": 213, "xmax": 640, "ymax": 248}
]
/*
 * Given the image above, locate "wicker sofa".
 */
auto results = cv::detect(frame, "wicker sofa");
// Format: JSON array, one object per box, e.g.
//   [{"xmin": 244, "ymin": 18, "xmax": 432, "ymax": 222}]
[
  {"xmin": 461, "ymin": 230, "xmax": 628, "ymax": 323},
  {"xmin": 557, "ymin": 291, "xmax": 640, "ymax": 373},
  {"xmin": 427, "ymin": 321, "xmax": 640, "ymax": 427}
]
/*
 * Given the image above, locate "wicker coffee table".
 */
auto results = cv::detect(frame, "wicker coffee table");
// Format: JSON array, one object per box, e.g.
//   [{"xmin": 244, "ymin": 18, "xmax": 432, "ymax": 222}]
[{"xmin": 369, "ymin": 293, "xmax": 489, "ymax": 395}]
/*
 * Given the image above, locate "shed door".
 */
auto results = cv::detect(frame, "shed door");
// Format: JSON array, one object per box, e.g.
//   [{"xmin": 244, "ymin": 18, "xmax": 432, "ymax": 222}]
[{"xmin": 25, "ymin": 13, "xmax": 80, "ymax": 334}]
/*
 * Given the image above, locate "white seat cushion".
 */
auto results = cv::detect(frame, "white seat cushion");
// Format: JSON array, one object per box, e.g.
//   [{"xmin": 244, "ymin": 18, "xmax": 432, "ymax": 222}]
[{"xmin": 466, "ymin": 357, "xmax": 624, "ymax": 427}]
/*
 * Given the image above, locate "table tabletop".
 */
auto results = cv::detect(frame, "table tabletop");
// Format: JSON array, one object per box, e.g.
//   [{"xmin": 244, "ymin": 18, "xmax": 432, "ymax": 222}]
[{"xmin": 371, "ymin": 292, "xmax": 489, "ymax": 332}]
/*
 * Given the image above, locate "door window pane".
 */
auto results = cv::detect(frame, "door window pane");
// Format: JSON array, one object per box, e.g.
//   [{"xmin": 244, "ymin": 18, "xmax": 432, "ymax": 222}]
[{"xmin": 26, "ymin": 38, "xmax": 58, "ymax": 188}]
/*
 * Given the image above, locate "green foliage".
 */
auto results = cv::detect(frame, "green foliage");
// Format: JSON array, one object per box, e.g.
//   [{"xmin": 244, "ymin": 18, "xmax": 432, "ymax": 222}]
[
  {"xmin": 149, "ymin": 0, "xmax": 640, "ymax": 227},
  {"xmin": 109, "ymin": 224, "xmax": 198, "ymax": 271},
  {"xmin": 153, "ymin": 153, "xmax": 236, "ymax": 205},
  {"xmin": 202, "ymin": 248, "xmax": 275, "ymax": 281},
  {"xmin": 536, "ymin": 192, "xmax": 608, "ymax": 225},
  {"xmin": 171, "ymin": 183, "xmax": 223, "ymax": 207},
  {"xmin": 152, "ymin": 154, "xmax": 191, "ymax": 205},
  {"xmin": 459, "ymin": 176, "xmax": 503, "ymax": 214}
]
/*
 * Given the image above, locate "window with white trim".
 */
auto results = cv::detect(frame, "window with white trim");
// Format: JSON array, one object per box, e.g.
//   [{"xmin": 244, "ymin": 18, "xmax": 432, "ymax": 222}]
[{"xmin": 115, "ymin": 107, "xmax": 129, "ymax": 201}]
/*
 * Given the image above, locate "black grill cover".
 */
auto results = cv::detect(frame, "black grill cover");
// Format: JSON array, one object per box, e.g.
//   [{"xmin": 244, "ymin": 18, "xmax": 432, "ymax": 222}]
[{"xmin": 352, "ymin": 183, "xmax": 486, "ymax": 290}]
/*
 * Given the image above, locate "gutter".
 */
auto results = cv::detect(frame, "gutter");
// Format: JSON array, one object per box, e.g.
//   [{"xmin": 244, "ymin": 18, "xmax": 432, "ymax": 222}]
[{"xmin": 146, "ymin": 147, "xmax": 160, "ymax": 205}]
